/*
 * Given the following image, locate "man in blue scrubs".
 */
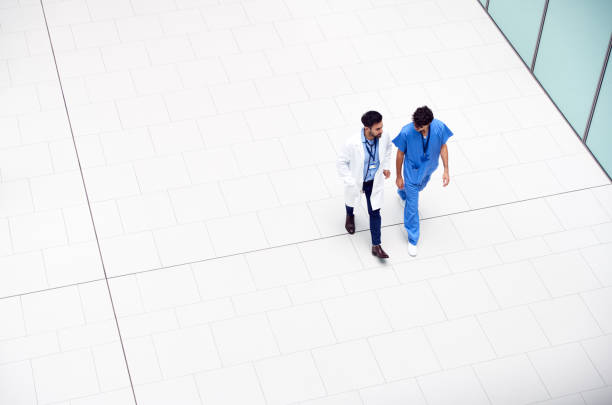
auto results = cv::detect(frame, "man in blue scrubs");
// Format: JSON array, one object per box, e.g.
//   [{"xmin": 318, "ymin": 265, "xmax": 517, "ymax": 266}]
[{"xmin": 393, "ymin": 106, "xmax": 452, "ymax": 256}]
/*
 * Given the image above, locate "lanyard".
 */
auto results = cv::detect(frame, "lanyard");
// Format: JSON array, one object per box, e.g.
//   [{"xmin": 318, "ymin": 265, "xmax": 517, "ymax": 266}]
[
  {"xmin": 365, "ymin": 138, "xmax": 377, "ymax": 160},
  {"xmin": 364, "ymin": 137, "xmax": 378, "ymax": 177},
  {"xmin": 421, "ymin": 133, "xmax": 430, "ymax": 156}
]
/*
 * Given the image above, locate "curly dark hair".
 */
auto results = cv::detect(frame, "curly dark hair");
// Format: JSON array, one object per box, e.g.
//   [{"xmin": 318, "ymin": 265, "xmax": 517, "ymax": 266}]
[
  {"xmin": 361, "ymin": 110, "xmax": 383, "ymax": 128},
  {"xmin": 413, "ymin": 106, "xmax": 434, "ymax": 128}
]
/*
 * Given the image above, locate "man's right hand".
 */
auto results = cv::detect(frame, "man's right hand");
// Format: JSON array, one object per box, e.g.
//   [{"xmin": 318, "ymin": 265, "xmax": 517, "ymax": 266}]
[{"xmin": 396, "ymin": 176, "xmax": 404, "ymax": 190}]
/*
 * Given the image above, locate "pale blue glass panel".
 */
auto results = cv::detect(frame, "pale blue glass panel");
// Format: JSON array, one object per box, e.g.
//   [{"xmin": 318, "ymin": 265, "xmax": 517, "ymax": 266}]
[
  {"xmin": 488, "ymin": 0, "xmax": 545, "ymax": 66},
  {"xmin": 479, "ymin": 0, "xmax": 487, "ymax": 6},
  {"xmin": 586, "ymin": 53, "xmax": 612, "ymax": 177},
  {"xmin": 534, "ymin": 0, "xmax": 612, "ymax": 136}
]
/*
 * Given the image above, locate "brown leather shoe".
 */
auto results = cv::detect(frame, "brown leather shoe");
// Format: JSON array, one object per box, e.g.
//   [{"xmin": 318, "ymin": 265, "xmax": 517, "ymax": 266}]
[
  {"xmin": 345, "ymin": 214, "xmax": 355, "ymax": 234},
  {"xmin": 371, "ymin": 245, "xmax": 389, "ymax": 259}
]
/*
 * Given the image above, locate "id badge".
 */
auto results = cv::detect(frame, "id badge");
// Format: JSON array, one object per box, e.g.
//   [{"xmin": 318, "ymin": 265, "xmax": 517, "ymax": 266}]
[{"xmin": 369, "ymin": 164, "xmax": 378, "ymax": 170}]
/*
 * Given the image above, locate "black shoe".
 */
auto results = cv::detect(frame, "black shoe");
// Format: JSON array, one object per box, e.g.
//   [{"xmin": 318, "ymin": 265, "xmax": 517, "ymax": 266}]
[
  {"xmin": 345, "ymin": 214, "xmax": 355, "ymax": 234},
  {"xmin": 371, "ymin": 245, "xmax": 389, "ymax": 259}
]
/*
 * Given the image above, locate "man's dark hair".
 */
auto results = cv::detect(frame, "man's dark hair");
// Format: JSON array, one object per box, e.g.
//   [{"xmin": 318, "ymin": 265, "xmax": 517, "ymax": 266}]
[
  {"xmin": 361, "ymin": 110, "xmax": 383, "ymax": 128},
  {"xmin": 413, "ymin": 106, "xmax": 434, "ymax": 128}
]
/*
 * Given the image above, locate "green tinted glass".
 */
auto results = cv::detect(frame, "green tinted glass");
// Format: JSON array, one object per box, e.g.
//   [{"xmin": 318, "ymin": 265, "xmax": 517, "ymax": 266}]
[
  {"xmin": 586, "ymin": 52, "xmax": 612, "ymax": 177},
  {"xmin": 488, "ymin": 0, "xmax": 545, "ymax": 66},
  {"xmin": 534, "ymin": 0, "xmax": 612, "ymax": 136}
]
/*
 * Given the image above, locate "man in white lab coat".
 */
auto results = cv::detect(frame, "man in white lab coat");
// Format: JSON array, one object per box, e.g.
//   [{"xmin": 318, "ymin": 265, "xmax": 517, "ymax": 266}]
[{"xmin": 337, "ymin": 111, "xmax": 393, "ymax": 259}]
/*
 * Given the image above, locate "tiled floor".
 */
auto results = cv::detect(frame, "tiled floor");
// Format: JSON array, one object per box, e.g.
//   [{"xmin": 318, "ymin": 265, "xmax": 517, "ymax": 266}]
[{"xmin": 0, "ymin": 0, "xmax": 611, "ymax": 404}]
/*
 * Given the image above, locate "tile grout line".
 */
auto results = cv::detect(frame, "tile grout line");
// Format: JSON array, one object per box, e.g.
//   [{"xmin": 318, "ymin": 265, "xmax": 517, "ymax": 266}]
[
  {"xmin": 101, "ymin": 182, "xmax": 612, "ymax": 280},
  {"xmin": 38, "ymin": 2, "xmax": 139, "ymax": 404},
  {"xmin": 2, "ymin": 183, "xmax": 611, "ymax": 302}
]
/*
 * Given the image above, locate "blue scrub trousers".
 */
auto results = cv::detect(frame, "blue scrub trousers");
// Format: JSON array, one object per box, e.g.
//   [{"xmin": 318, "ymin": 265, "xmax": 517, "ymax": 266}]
[
  {"xmin": 345, "ymin": 180, "xmax": 381, "ymax": 245},
  {"xmin": 398, "ymin": 175, "xmax": 430, "ymax": 246}
]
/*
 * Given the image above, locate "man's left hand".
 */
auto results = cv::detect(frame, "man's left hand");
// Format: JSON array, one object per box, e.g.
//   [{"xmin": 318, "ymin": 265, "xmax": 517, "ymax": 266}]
[
  {"xmin": 383, "ymin": 170, "xmax": 390, "ymax": 179},
  {"xmin": 442, "ymin": 170, "xmax": 450, "ymax": 187}
]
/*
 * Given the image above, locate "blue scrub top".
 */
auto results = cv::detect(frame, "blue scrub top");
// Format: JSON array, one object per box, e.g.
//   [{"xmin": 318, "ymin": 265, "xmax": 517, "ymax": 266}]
[
  {"xmin": 362, "ymin": 130, "xmax": 380, "ymax": 182},
  {"xmin": 392, "ymin": 119, "xmax": 453, "ymax": 186}
]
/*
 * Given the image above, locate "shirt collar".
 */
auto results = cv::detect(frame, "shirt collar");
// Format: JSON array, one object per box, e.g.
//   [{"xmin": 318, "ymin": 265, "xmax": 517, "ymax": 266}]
[{"xmin": 361, "ymin": 128, "xmax": 376, "ymax": 144}]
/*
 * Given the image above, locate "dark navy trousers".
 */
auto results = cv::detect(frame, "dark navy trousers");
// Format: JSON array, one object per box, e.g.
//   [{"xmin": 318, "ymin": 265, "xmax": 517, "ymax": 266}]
[{"xmin": 345, "ymin": 180, "xmax": 381, "ymax": 245}]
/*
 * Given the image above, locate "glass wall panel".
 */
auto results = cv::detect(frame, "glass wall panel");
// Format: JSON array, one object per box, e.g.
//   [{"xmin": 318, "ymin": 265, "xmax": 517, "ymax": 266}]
[
  {"xmin": 479, "ymin": 0, "xmax": 487, "ymax": 6},
  {"xmin": 534, "ymin": 0, "xmax": 612, "ymax": 136},
  {"xmin": 586, "ymin": 52, "xmax": 611, "ymax": 177},
  {"xmin": 488, "ymin": 0, "xmax": 545, "ymax": 66}
]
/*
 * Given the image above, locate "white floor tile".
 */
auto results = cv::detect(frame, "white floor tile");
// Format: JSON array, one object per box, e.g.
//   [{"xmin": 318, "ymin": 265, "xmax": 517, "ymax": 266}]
[
  {"xmin": 183, "ymin": 147, "xmax": 241, "ymax": 183},
  {"xmin": 245, "ymin": 245, "xmax": 310, "ymax": 289},
  {"xmin": 286, "ymin": 277, "xmax": 345, "ymax": 305},
  {"xmin": 149, "ymin": 121, "xmax": 204, "ymax": 154},
  {"xmin": 501, "ymin": 161, "xmax": 565, "ymax": 200},
  {"xmin": 220, "ymin": 174, "xmax": 280, "ymax": 215},
  {"xmin": 393, "ymin": 256, "xmax": 451, "ymax": 283},
  {"xmin": 377, "ymin": 283, "xmax": 446, "ymax": 330},
  {"xmin": 459, "ymin": 135, "xmax": 518, "ymax": 171},
  {"xmin": 369, "ymin": 328, "xmax": 440, "ymax": 380},
  {"xmin": 360, "ymin": 379, "xmax": 428, "ymax": 405},
  {"xmin": 548, "ymin": 154, "xmax": 610, "ymax": 190},
  {"xmin": 232, "ymin": 287, "xmax": 290, "ymax": 316},
  {"xmin": 99, "ymin": 232, "xmax": 161, "ymax": 277},
  {"xmin": 425, "ymin": 316, "xmax": 495, "ymax": 369},
  {"xmin": 196, "ymin": 364, "xmax": 265, "ymax": 405},
  {"xmin": 529, "ymin": 343, "xmax": 604, "ymax": 397},
  {"xmin": 478, "ymin": 306, "xmax": 549, "ymax": 357},
  {"xmin": 499, "ymin": 199, "xmax": 563, "ymax": 239},
  {"xmin": 153, "ymin": 325, "xmax": 221, "ymax": 378},
  {"xmin": 32, "ymin": 349, "xmax": 100, "ymax": 404},
  {"xmin": 532, "ymin": 252, "xmax": 601, "ymax": 297},
  {"xmin": 582, "ymin": 335, "xmax": 612, "ymax": 385},
  {"xmin": 291, "ymin": 99, "xmax": 346, "ymax": 132},
  {"xmin": 462, "ymin": 101, "xmax": 520, "ymax": 136},
  {"xmin": 481, "ymin": 261, "xmax": 550, "ymax": 307},
  {"xmin": 255, "ymin": 352, "xmax": 326, "ymax": 405},
  {"xmin": 323, "ymin": 292, "xmax": 391, "ymax": 341},
  {"xmin": 466, "ymin": 70, "xmax": 521, "ymax": 103},
  {"xmin": 582, "ymin": 386, "xmax": 612, "ymax": 405},
  {"xmin": 258, "ymin": 203, "xmax": 321, "ymax": 246},
  {"xmin": 454, "ymin": 169, "xmax": 517, "ymax": 209},
  {"xmin": 116, "ymin": 192, "xmax": 176, "ymax": 233},
  {"xmin": 429, "ymin": 271, "xmax": 499, "ymax": 318},
  {"xmin": 232, "ymin": 139, "xmax": 290, "ymax": 176},
  {"xmin": 123, "ymin": 336, "xmax": 163, "ymax": 385},
  {"xmin": 169, "ymin": 183, "xmax": 229, "ymax": 223},
  {"xmin": 269, "ymin": 166, "xmax": 329, "ymax": 205},
  {"xmin": 474, "ymin": 355, "xmax": 549, "ymax": 405},
  {"xmin": 206, "ymin": 213, "xmax": 269, "ymax": 256},
  {"xmin": 0, "ymin": 361, "xmax": 39, "ymax": 405},
  {"xmin": 418, "ymin": 367, "xmax": 490, "ymax": 405},
  {"xmin": 211, "ymin": 314, "xmax": 279, "ymax": 366},
  {"xmin": 135, "ymin": 377, "xmax": 202, "ymax": 405},
  {"xmin": 21, "ymin": 286, "xmax": 84, "ymax": 335},
  {"xmin": 530, "ymin": 295, "xmax": 602, "ymax": 345},
  {"xmin": 451, "ymin": 207, "xmax": 515, "ymax": 249},
  {"xmin": 268, "ymin": 302, "xmax": 335, "ymax": 353},
  {"xmin": 192, "ymin": 255, "xmax": 255, "ymax": 300},
  {"xmin": 312, "ymin": 339, "xmax": 384, "ymax": 394},
  {"xmin": 174, "ymin": 299, "xmax": 235, "ymax": 329},
  {"xmin": 136, "ymin": 265, "xmax": 199, "ymax": 312},
  {"xmin": 424, "ymin": 78, "xmax": 477, "ymax": 109},
  {"xmin": 582, "ymin": 287, "xmax": 612, "ymax": 334},
  {"xmin": 445, "ymin": 246, "xmax": 501, "ymax": 273},
  {"xmin": 299, "ymin": 235, "xmax": 362, "ymax": 278},
  {"xmin": 43, "ymin": 242, "xmax": 103, "ymax": 287}
]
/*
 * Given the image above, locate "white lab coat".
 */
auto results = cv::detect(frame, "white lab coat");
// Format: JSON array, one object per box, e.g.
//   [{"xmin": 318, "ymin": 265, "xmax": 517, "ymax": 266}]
[{"xmin": 337, "ymin": 130, "xmax": 393, "ymax": 211}]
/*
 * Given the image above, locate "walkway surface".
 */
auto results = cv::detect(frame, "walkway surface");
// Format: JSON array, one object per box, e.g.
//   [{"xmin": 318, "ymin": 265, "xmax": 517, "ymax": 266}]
[{"xmin": 0, "ymin": 0, "xmax": 611, "ymax": 404}]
